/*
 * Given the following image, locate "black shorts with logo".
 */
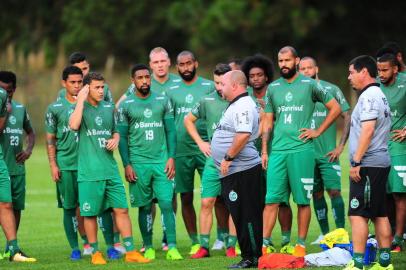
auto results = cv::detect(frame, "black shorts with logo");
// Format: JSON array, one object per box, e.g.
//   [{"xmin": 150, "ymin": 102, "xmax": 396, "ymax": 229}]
[{"xmin": 348, "ymin": 166, "xmax": 390, "ymax": 218}]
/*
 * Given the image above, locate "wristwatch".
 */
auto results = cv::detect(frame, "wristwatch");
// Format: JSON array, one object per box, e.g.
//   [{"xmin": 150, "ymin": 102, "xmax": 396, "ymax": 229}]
[
  {"xmin": 350, "ymin": 160, "xmax": 362, "ymax": 167},
  {"xmin": 224, "ymin": 154, "xmax": 235, "ymax": 161}
]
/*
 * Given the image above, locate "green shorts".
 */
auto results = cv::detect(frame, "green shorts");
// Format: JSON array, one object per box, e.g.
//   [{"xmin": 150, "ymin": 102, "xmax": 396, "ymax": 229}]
[
  {"xmin": 175, "ymin": 153, "xmax": 205, "ymax": 193},
  {"xmin": 10, "ymin": 174, "xmax": 26, "ymax": 210},
  {"xmin": 0, "ymin": 160, "xmax": 11, "ymax": 203},
  {"xmin": 387, "ymin": 155, "xmax": 406, "ymax": 193},
  {"xmin": 266, "ymin": 150, "xmax": 315, "ymax": 205},
  {"xmin": 313, "ymin": 157, "xmax": 342, "ymax": 193},
  {"xmin": 56, "ymin": 170, "xmax": 79, "ymax": 209},
  {"xmin": 129, "ymin": 163, "xmax": 175, "ymax": 207},
  {"xmin": 201, "ymin": 157, "xmax": 221, "ymax": 198},
  {"xmin": 79, "ymin": 177, "xmax": 128, "ymax": 216}
]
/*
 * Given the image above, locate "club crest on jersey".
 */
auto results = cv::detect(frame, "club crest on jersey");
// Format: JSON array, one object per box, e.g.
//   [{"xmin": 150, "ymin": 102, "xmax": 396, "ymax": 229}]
[
  {"xmin": 144, "ymin": 108, "xmax": 152, "ymax": 118},
  {"xmin": 185, "ymin": 94, "xmax": 194, "ymax": 104},
  {"xmin": 95, "ymin": 116, "xmax": 103, "ymax": 126},
  {"xmin": 285, "ymin": 92, "xmax": 293, "ymax": 102},
  {"xmin": 8, "ymin": 115, "xmax": 16, "ymax": 125}
]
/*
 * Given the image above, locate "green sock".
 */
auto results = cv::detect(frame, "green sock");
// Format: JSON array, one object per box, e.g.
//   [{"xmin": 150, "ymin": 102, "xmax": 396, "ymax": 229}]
[
  {"xmin": 378, "ymin": 248, "xmax": 391, "ymax": 267},
  {"xmin": 189, "ymin": 233, "xmax": 199, "ymax": 245},
  {"xmin": 7, "ymin": 239, "xmax": 20, "ymax": 256},
  {"xmin": 393, "ymin": 234, "xmax": 403, "ymax": 245},
  {"xmin": 281, "ymin": 230, "xmax": 291, "ymax": 246},
  {"xmin": 297, "ymin": 237, "xmax": 306, "ymax": 246},
  {"xmin": 81, "ymin": 235, "xmax": 89, "ymax": 245},
  {"xmin": 331, "ymin": 196, "xmax": 345, "ymax": 228},
  {"xmin": 63, "ymin": 208, "xmax": 79, "ymax": 250},
  {"xmin": 200, "ymin": 234, "xmax": 210, "ymax": 248},
  {"xmin": 139, "ymin": 204, "xmax": 153, "ymax": 248},
  {"xmin": 90, "ymin": 242, "xmax": 99, "ymax": 254},
  {"xmin": 217, "ymin": 227, "xmax": 228, "ymax": 242},
  {"xmin": 114, "ymin": 232, "xmax": 120, "ymax": 244},
  {"xmin": 262, "ymin": 237, "xmax": 273, "ymax": 247},
  {"xmin": 97, "ymin": 210, "xmax": 114, "ymax": 249},
  {"xmin": 122, "ymin": 236, "xmax": 135, "ymax": 252},
  {"xmin": 227, "ymin": 235, "xmax": 237, "ymax": 248},
  {"xmin": 159, "ymin": 200, "xmax": 176, "ymax": 248},
  {"xmin": 353, "ymin": 252, "xmax": 364, "ymax": 269},
  {"xmin": 313, "ymin": 196, "xmax": 330, "ymax": 234}
]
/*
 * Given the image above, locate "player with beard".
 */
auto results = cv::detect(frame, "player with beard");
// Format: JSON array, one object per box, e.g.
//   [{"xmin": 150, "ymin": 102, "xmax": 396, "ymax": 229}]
[
  {"xmin": 261, "ymin": 46, "xmax": 341, "ymax": 257},
  {"xmin": 184, "ymin": 63, "xmax": 239, "ymax": 258},
  {"xmin": 241, "ymin": 54, "xmax": 294, "ymax": 254},
  {"xmin": 117, "ymin": 64, "xmax": 182, "ymax": 260},
  {"xmin": 377, "ymin": 42, "xmax": 406, "ymax": 76},
  {"xmin": 165, "ymin": 51, "xmax": 214, "ymax": 255},
  {"xmin": 298, "ymin": 57, "xmax": 351, "ymax": 245},
  {"xmin": 377, "ymin": 53, "xmax": 406, "ymax": 252}
]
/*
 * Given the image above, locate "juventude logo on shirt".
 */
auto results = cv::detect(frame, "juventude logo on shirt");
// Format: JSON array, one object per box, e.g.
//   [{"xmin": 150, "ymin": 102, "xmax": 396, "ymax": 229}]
[
  {"xmin": 95, "ymin": 116, "xmax": 103, "ymax": 126},
  {"xmin": 8, "ymin": 115, "xmax": 16, "ymax": 125},
  {"xmin": 185, "ymin": 94, "xmax": 194, "ymax": 104},
  {"xmin": 144, "ymin": 108, "xmax": 152, "ymax": 118},
  {"xmin": 285, "ymin": 92, "xmax": 293, "ymax": 102}
]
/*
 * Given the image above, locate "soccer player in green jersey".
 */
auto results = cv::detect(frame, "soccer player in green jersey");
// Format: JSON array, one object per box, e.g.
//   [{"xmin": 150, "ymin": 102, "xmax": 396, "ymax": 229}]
[
  {"xmin": 241, "ymin": 54, "xmax": 295, "ymax": 254},
  {"xmin": 299, "ymin": 57, "xmax": 351, "ymax": 244},
  {"xmin": 0, "ymin": 73, "xmax": 36, "ymax": 263},
  {"xmin": 46, "ymin": 66, "xmax": 121, "ymax": 260},
  {"xmin": 116, "ymin": 47, "xmax": 181, "ymax": 107},
  {"xmin": 165, "ymin": 51, "xmax": 214, "ymax": 254},
  {"xmin": 185, "ymin": 63, "xmax": 239, "ymax": 258},
  {"xmin": 0, "ymin": 71, "xmax": 35, "ymax": 257},
  {"xmin": 117, "ymin": 64, "xmax": 182, "ymax": 260},
  {"xmin": 377, "ymin": 53, "xmax": 406, "ymax": 252},
  {"xmin": 377, "ymin": 42, "xmax": 406, "ymax": 75},
  {"xmin": 57, "ymin": 52, "xmax": 113, "ymax": 103},
  {"xmin": 261, "ymin": 46, "xmax": 341, "ymax": 257},
  {"xmin": 69, "ymin": 72, "xmax": 149, "ymax": 265}
]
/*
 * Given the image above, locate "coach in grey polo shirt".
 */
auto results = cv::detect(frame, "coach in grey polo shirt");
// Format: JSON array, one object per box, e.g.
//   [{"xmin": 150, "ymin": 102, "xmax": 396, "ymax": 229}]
[
  {"xmin": 211, "ymin": 70, "xmax": 263, "ymax": 269},
  {"xmin": 346, "ymin": 55, "xmax": 393, "ymax": 270}
]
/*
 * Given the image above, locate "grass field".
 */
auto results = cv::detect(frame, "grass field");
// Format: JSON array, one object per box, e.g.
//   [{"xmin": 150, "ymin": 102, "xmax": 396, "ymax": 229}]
[{"xmin": 0, "ymin": 146, "xmax": 404, "ymax": 269}]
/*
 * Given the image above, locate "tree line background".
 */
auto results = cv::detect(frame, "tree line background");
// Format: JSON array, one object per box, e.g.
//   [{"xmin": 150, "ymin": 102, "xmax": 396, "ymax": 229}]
[{"xmin": 0, "ymin": 0, "xmax": 404, "ymax": 136}]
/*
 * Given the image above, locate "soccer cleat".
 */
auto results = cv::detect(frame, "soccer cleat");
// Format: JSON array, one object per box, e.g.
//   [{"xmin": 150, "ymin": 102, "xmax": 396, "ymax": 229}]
[
  {"xmin": 391, "ymin": 244, "xmax": 402, "ymax": 253},
  {"xmin": 226, "ymin": 246, "xmax": 237, "ymax": 257},
  {"xmin": 144, "ymin": 248, "xmax": 156, "ymax": 260},
  {"xmin": 107, "ymin": 247, "xmax": 121, "ymax": 259},
  {"xmin": 261, "ymin": 245, "xmax": 276, "ymax": 255},
  {"xmin": 91, "ymin": 251, "xmax": 107, "ymax": 265},
  {"xmin": 191, "ymin": 247, "xmax": 210, "ymax": 259},
  {"xmin": 9, "ymin": 251, "xmax": 37, "ymax": 263},
  {"xmin": 212, "ymin": 239, "xmax": 225, "ymax": 250},
  {"xmin": 235, "ymin": 245, "xmax": 241, "ymax": 255},
  {"xmin": 114, "ymin": 243, "xmax": 126, "ymax": 254},
  {"xmin": 125, "ymin": 250, "xmax": 150, "ymax": 263},
  {"xmin": 189, "ymin": 244, "xmax": 201, "ymax": 255},
  {"xmin": 228, "ymin": 259, "xmax": 257, "ymax": 269},
  {"xmin": 311, "ymin": 234, "xmax": 324, "ymax": 245},
  {"xmin": 369, "ymin": 262, "xmax": 394, "ymax": 270},
  {"xmin": 343, "ymin": 260, "xmax": 365, "ymax": 270},
  {"xmin": 70, "ymin": 249, "xmax": 81, "ymax": 261},
  {"xmin": 162, "ymin": 242, "xmax": 169, "ymax": 251},
  {"xmin": 83, "ymin": 244, "xmax": 93, "ymax": 256},
  {"xmin": 280, "ymin": 243, "xmax": 295, "ymax": 255},
  {"xmin": 3, "ymin": 250, "xmax": 10, "ymax": 259},
  {"xmin": 292, "ymin": 244, "xmax": 306, "ymax": 257},
  {"xmin": 140, "ymin": 245, "xmax": 146, "ymax": 253},
  {"xmin": 166, "ymin": 247, "xmax": 183, "ymax": 260}
]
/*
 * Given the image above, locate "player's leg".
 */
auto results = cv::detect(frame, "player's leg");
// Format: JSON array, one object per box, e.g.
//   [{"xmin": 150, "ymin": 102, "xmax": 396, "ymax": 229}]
[
  {"xmin": 97, "ymin": 210, "xmax": 119, "ymax": 259},
  {"xmin": 212, "ymin": 197, "xmax": 228, "ymax": 250},
  {"xmin": 152, "ymin": 163, "xmax": 182, "ymax": 260},
  {"xmin": 107, "ymin": 177, "xmax": 149, "ymax": 263},
  {"xmin": 10, "ymin": 175, "xmax": 25, "ymax": 232},
  {"xmin": 311, "ymin": 159, "xmax": 329, "ymax": 243},
  {"xmin": 263, "ymin": 152, "xmax": 288, "ymax": 254},
  {"xmin": 287, "ymin": 150, "xmax": 315, "ymax": 256},
  {"xmin": 278, "ymin": 202, "xmax": 294, "ymax": 254},
  {"xmin": 387, "ymin": 155, "xmax": 406, "ymax": 251},
  {"xmin": 226, "ymin": 214, "xmax": 239, "ymax": 257}
]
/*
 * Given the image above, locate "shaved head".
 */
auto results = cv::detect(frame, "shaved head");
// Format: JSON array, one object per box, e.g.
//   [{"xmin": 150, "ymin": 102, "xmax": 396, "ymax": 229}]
[
  {"xmin": 228, "ymin": 70, "xmax": 247, "ymax": 88},
  {"xmin": 278, "ymin": 46, "xmax": 298, "ymax": 58},
  {"xmin": 222, "ymin": 70, "xmax": 248, "ymax": 101}
]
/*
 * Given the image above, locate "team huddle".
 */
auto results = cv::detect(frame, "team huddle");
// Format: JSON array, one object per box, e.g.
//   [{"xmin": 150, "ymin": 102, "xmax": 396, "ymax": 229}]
[{"xmin": 0, "ymin": 42, "xmax": 404, "ymax": 270}]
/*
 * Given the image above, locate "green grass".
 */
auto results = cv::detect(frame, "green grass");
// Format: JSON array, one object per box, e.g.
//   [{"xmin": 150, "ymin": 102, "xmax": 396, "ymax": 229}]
[{"xmin": 0, "ymin": 146, "xmax": 404, "ymax": 269}]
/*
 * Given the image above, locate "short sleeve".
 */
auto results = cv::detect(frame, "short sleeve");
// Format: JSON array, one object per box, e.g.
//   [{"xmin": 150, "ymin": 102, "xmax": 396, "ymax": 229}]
[
  {"xmin": 164, "ymin": 97, "xmax": 174, "ymax": 119},
  {"xmin": 312, "ymin": 82, "xmax": 334, "ymax": 104},
  {"xmin": 45, "ymin": 106, "xmax": 57, "ymax": 134},
  {"xmin": 112, "ymin": 109, "xmax": 119, "ymax": 133},
  {"xmin": 334, "ymin": 86, "xmax": 351, "ymax": 112},
  {"xmin": 264, "ymin": 88, "xmax": 274, "ymax": 113},
  {"xmin": 104, "ymin": 84, "xmax": 113, "ymax": 103},
  {"xmin": 191, "ymin": 99, "xmax": 205, "ymax": 120},
  {"xmin": 359, "ymin": 94, "xmax": 379, "ymax": 122},
  {"xmin": 233, "ymin": 102, "xmax": 254, "ymax": 133},
  {"xmin": 117, "ymin": 103, "xmax": 128, "ymax": 126},
  {"xmin": 125, "ymin": 84, "xmax": 135, "ymax": 96},
  {"xmin": 23, "ymin": 108, "xmax": 33, "ymax": 131}
]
